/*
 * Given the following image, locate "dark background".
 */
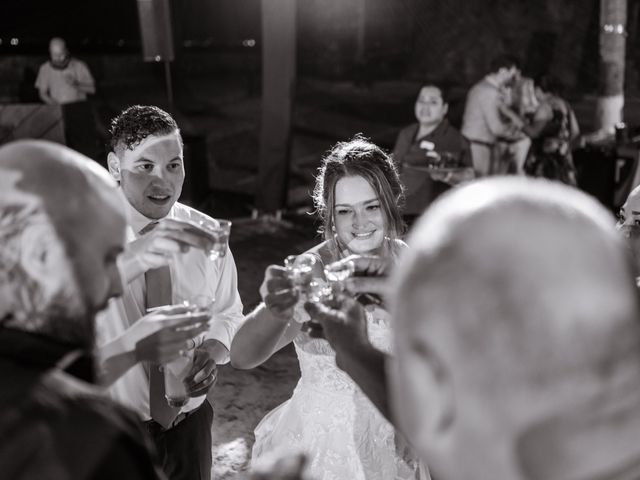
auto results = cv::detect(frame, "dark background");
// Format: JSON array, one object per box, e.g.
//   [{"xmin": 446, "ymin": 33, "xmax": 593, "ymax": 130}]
[
  {"xmin": 2, "ymin": 0, "xmax": 640, "ymax": 214},
  {"xmin": 3, "ymin": 0, "xmax": 638, "ymax": 91}
]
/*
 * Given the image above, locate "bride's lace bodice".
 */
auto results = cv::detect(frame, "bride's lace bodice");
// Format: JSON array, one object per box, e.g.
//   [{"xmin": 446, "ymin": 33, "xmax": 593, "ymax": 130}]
[{"xmin": 292, "ymin": 304, "xmax": 392, "ymax": 394}]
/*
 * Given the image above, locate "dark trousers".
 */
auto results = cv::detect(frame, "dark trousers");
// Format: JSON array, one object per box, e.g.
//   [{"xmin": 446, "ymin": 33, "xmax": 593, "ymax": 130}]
[{"xmin": 145, "ymin": 400, "xmax": 214, "ymax": 480}]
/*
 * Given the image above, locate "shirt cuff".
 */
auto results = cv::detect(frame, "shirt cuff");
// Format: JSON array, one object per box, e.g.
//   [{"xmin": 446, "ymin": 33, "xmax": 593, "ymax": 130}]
[{"xmin": 202, "ymin": 322, "xmax": 233, "ymax": 364}]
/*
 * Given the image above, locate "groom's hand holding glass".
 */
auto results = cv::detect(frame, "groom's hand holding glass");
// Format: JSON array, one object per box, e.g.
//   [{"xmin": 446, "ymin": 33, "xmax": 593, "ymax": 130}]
[
  {"xmin": 155, "ymin": 297, "xmax": 220, "ymax": 403},
  {"xmin": 182, "ymin": 339, "xmax": 221, "ymax": 397}
]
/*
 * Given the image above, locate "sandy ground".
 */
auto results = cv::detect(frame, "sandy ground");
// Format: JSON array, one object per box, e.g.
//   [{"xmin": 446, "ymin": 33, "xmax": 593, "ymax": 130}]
[
  {"xmin": 209, "ymin": 346, "xmax": 299, "ymax": 479},
  {"xmin": 207, "ymin": 215, "xmax": 319, "ymax": 479}
]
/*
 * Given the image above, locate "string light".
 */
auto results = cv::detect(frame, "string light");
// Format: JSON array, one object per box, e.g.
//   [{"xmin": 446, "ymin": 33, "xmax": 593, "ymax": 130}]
[{"xmin": 602, "ymin": 23, "xmax": 626, "ymax": 35}]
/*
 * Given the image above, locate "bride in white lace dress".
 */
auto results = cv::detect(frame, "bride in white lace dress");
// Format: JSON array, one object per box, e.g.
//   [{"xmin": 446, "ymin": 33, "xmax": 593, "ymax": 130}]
[{"xmin": 231, "ymin": 137, "xmax": 429, "ymax": 480}]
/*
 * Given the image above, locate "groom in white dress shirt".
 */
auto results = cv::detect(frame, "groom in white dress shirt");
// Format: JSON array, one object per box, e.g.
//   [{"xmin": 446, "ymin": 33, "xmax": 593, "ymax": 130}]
[{"xmin": 96, "ymin": 105, "xmax": 244, "ymax": 480}]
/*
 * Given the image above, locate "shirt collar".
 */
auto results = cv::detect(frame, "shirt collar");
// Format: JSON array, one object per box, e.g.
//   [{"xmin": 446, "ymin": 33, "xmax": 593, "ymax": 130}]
[{"xmin": 121, "ymin": 192, "xmax": 177, "ymax": 235}]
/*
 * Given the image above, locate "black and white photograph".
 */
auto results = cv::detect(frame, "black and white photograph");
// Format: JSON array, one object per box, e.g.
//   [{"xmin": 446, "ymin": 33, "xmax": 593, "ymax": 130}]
[{"xmin": 2, "ymin": 1, "xmax": 640, "ymax": 479}]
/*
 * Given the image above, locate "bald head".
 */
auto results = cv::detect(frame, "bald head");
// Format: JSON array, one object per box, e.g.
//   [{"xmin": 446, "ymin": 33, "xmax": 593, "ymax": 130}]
[
  {"xmin": 0, "ymin": 140, "xmax": 121, "ymax": 246},
  {"xmin": 0, "ymin": 141, "xmax": 125, "ymax": 345},
  {"xmin": 398, "ymin": 178, "xmax": 636, "ymax": 360},
  {"xmin": 49, "ymin": 37, "xmax": 66, "ymax": 50},
  {"xmin": 389, "ymin": 178, "xmax": 640, "ymax": 480},
  {"xmin": 49, "ymin": 37, "xmax": 68, "ymax": 67}
]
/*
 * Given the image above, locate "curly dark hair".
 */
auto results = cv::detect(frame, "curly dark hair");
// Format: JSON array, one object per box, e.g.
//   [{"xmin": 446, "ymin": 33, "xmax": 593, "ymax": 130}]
[
  {"xmin": 312, "ymin": 135, "xmax": 405, "ymax": 241},
  {"xmin": 109, "ymin": 105, "xmax": 179, "ymax": 154}
]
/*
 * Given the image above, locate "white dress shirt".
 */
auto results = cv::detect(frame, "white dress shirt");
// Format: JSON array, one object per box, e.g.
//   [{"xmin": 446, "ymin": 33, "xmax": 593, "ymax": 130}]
[
  {"xmin": 461, "ymin": 76, "xmax": 511, "ymax": 144},
  {"xmin": 35, "ymin": 58, "xmax": 95, "ymax": 104},
  {"xmin": 96, "ymin": 201, "xmax": 244, "ymax": 420}
]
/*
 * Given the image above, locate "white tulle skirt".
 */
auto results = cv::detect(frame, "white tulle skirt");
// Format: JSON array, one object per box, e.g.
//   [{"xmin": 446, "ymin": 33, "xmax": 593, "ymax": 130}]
[{"xmin": 252, "ymin": 378, "xmax": 428, "ymax": 480}]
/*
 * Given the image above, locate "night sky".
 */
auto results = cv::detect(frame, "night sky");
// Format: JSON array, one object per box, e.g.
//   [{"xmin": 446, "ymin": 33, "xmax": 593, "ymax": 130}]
[{"xmin": 1, "ymin": 0, "xmax": 261, "ymax": 53}]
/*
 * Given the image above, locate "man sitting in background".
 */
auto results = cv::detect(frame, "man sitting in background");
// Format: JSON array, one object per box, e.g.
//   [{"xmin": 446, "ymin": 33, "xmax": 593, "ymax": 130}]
[
  {"xmin": 393, "ymin": 84, "xmax": 472, "ymax": 219},
  {"xmin": 35, "ymin": 37, "xmax": 95, "ymax": 105},
  {"xmin": 310, "ymin": 177, "xmax": 640, "ymax": 480}
]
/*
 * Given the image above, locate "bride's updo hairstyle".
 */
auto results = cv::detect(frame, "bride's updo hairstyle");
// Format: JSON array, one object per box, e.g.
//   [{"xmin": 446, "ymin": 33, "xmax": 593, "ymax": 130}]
[{"xmin": 312, "ymin": 135, "xmax": 405, "ymax": 242}]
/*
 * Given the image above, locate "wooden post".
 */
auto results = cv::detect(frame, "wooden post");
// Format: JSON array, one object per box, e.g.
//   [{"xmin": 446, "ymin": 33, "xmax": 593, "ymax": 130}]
[
  {"xmin": 257, "ymin": 0, "xmax": 297, "ymax": 213},
  {"xmin": 164, "ymin": 60, "xmax": 174, "ymax": 111},
  {"xmin": 595, "ymin": 0, "xmax": 627, "ymax": 132}
]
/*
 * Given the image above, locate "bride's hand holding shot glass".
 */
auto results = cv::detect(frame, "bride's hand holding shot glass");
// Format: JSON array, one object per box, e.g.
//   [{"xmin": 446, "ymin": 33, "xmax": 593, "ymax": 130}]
[{"xmin": 260, "ymin": 262, "xmax": 300, "ymax": 324}]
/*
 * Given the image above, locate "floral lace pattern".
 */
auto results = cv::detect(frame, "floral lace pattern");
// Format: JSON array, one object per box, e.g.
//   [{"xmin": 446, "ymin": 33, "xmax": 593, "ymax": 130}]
[{"xmin": 252, "ymin": 305, "xmax": 429, "ymax": 480}]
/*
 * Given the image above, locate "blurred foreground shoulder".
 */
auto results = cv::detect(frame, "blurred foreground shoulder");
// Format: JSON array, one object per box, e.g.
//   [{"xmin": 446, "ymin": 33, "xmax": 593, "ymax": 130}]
[{"xmin": 0, "ymin": 370, "xmax": 164, "ymax": 480}]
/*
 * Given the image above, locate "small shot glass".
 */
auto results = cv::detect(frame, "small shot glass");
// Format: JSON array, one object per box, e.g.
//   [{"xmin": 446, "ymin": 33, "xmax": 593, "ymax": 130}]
[
  {"xmin": 198, "ymin": 218, "xmax": 232, "ymax": 261},
  {"xmin": 284, "ymin": 253, "xmax": 317, "ymax": 300}
]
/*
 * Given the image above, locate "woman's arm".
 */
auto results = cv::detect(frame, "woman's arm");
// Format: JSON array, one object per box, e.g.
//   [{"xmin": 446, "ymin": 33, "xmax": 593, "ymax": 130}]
[
  {"xmin": 230, "ymin": 302, "xmax": 301, "ymax": 369},
  {"xmin": 230, "ymin": 264, "xmax": 303, "ymax": 369},
  {"xmin": 522, "ymin": 102, "xmax": 554, "ymax": 139}
]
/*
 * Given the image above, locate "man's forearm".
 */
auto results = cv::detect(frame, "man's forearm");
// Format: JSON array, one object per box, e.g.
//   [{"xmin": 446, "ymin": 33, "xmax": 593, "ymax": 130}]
[
  {"xmin": 201, "ymin": 338, "xmax": 230, "ymax": 365},
  {"xmin": 38, "ymin": 90, "xmax": 55, "ymax": 105},
  {"xmin": 95, "ymin": 339, "xmax": 138, "ymax": 387},
  {"xmin": 76, "ymin": 81, "xmax": 95, "ymax": 95},
  {"xmin": 335, "ymin": 343, "xmax": 392, "ymax": 422}
]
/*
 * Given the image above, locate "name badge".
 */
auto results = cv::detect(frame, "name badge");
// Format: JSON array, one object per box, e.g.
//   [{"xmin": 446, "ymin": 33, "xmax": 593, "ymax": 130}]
[{"xmin": 419, "ymin": 140, "xmax": 435, "ymax": 151}]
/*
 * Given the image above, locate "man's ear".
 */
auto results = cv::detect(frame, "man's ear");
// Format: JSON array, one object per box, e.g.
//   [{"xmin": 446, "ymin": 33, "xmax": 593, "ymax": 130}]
[
  {"xmin": 388, "ymin": 337, "xmax": 456, "ymax": 453},
  {"xmin": 107, "ymin": 152, "xmax": 121, "ymax": 181},
  {"xmin": 443, "ymin": 103, "xmax": 449, "ymax": 117},
  {"xmin": 20, "ymin": 219, "xmax": 71, "ymax": 303}
]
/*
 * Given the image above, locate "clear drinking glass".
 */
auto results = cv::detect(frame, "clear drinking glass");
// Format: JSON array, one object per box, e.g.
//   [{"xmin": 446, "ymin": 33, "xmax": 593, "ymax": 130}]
[
  {"xmin": 307, "ymin": 279, "xmax": 333, "ymax": 304},
  {"xmin": 163, "ymin": 295, "xmax": 215, "ymax": 407},
  {"xmin": 324, "ymin": 259, "xmax": 355, "ymax": 294},
  {"xmin": 198, "ymin": 218, "xmax": 232, "ymax": 261},
  {"xmin": 284, "ymin": 253, "xmax": 317, "ymax": 300},
  {"xmin": 164, "ymin": 353, "xmax": 193, "ymax": 407},
  {"xmin": 180, "ymin": 294, "xmax": 216, "ymax": 316}
]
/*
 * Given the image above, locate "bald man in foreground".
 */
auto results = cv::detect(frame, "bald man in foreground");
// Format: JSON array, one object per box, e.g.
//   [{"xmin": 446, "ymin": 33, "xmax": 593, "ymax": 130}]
[
  {"xmin": 309, "ymin": 178, "xmax": 640, "ymax": 480},
  {"xmin": 0, "ymin": 140, "xmax": 211, "ymax": 479}
]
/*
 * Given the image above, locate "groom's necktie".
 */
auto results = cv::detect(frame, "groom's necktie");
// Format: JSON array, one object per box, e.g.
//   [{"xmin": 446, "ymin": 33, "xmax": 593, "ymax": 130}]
[{"xmin": 142, "ymin": 222, "xmax": 181, "ymax": 429}]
